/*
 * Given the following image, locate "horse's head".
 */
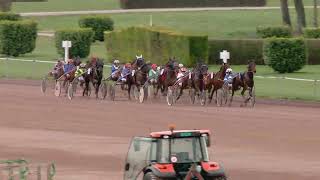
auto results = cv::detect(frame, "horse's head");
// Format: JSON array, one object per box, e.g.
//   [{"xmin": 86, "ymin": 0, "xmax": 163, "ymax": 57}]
[
  {"xmin": 247, "ymin": 60, "xmax": 257, "ymax": 73},
  {"xmin": 200, "ymin": 64, "xmax": 208, "ymax": 75},
  {"xmin": 220, "ymin": 63, "xmax": 230, "ymax": 74},
  {"xmin": 73, "ymin": 56, "xmax": 81, "ymax": 66},
  {"xmin": 96, "ymin": 59, "xmax": 104, "ymax": 73}
]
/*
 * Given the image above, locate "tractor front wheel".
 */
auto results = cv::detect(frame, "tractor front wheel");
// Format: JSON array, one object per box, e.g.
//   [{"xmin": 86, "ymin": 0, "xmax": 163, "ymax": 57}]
[
  {"xmin": 143, "ymin": 172, "xmax": 161, "ymax": 180},
  {"xmin": 209, "ymin": 176, "xmax": 227, "ymax": 180}
]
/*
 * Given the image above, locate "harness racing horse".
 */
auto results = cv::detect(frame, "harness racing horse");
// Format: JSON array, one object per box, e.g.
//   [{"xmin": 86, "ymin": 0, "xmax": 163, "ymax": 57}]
[
  {"xmin": 208, "ymin": 63, "xmax": 230, "ymax": 106},
  {"xmin": 50, "ymin": 60, "xmax": 65, "ymax": 80},
  {"xmin": 229, "ymin": 61, "xmax": 257, "ymax": 107},
  {"xmin": 190, "ymin": 62, "xmax": 209, "ymax": 105},
  {"xmin": 83, "ymin": 58, "xmax": 104, "ymax": 98},
  {"xmin": 131, "ymin": 57, "xmax": 151, "ymax": 102},
  {"xmin": 156, "ymin": 58, "xmax": 179, "ymax": 96}
]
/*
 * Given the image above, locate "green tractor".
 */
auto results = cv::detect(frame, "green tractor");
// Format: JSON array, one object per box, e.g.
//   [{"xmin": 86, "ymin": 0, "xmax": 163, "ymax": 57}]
[{"xmin": 124, "ymin": 127, "xmax": 227, "ymax": 180}]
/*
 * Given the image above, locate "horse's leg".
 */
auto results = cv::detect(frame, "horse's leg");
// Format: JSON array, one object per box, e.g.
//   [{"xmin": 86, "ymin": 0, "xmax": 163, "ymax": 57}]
[
  {"xmin": 95, "ymin": 79, "xmax": 101, "ymax": 99},
  {"xmin": 229, "ymin": 88, "xmax": 235, "ymax": 107},
  {"xmin": 176, "ymin": 87, "xmax": 183, "ymax": 101},
  {"xmin": 128, "ymin": 83, "xmax": 131, "ymax": 100},
  {"xmin": 240, "ymin": 86, "xmax": 247, "ymax": 107}
]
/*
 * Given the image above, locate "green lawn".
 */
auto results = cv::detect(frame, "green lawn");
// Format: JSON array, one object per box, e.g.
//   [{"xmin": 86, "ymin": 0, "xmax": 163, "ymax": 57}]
[
  {"xmin": 27, "ymin": 8, "xmax": 320, "ymax": 39},
  {"xmin": 11, "ymin": 0, "xmax": 120, "ymax": 13}
]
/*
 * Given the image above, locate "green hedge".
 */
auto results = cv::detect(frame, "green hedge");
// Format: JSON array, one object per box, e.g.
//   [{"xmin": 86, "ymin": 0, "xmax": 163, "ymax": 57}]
[
  {"xmin": 120, "ymin": 0, "xmax": 266, "ymax": 9},
  {"xmin": 0, "ymin": 12, "xmax": 21, "ymax": 21},
  {"xmin": 257, "ymin": 26, "xmax": 292, "ymax": 38},
  {"xmin": 304, "ymin": 28, "xmax": 320, "ymax": 38},
  {"xmin": 263, "ymin": 38, "xmax": 306, "ymax": 73},
  {"xmin": 55, "ymin": 28, "xmax": 94, "ymax": 58},
  {"xmin": 105, "ymin": 26, "xmax": 208, "ymax": 66},
  {"xmin": 208, "ymin": 39, "xmax": 320, "ymax": 65},
  {"xmin": 0, "ymin": 20, "xmax": 37, "ymax": 57},
  {"xmin": 305, "ymin": 39, "xmax": 320, "ymax": 64},
  {"xmin": 79, "ymin": 15, "xmax": 114, "ymax": 41},
  {"xmin": 208, "ymin": 39, "xmax": 264, "ymax": 65}
]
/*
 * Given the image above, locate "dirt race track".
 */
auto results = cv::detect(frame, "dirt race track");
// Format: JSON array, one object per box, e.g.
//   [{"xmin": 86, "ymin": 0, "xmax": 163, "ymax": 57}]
[{"xmin": 0, "ymin": 79, "xmax": 320, "ymax": 180}]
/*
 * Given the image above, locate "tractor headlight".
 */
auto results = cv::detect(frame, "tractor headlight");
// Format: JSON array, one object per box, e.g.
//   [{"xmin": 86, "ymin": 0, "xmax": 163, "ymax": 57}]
[{"xmin": 196, "ymin": 165, "xmax": 202, "ymax": 173}]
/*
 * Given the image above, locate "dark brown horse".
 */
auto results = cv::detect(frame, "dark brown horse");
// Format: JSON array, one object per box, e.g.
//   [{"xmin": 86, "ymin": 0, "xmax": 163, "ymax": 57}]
[
  {"xmin": 156, "ymin": 58, "xmax": 179, "ymax": 96},
  {"xmin": 229, "ymin": 61, "xmax": 257, "ymax": 106},
  {"xmin": 83, "ymin": 58, "xmax": 104, "ymax": 98},
  {"xmin": 189, "ymin": 62, "xmax": 209, "ymax": 105},
  {"xmin": 208, "ymin": 63, "xmax": 230, "ymax": 105}
]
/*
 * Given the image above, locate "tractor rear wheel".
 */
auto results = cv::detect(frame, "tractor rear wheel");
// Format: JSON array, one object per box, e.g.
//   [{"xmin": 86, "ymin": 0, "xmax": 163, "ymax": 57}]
[{"xmin": 143, "ymin": 172, "xmax": 161, "ymax": 180}]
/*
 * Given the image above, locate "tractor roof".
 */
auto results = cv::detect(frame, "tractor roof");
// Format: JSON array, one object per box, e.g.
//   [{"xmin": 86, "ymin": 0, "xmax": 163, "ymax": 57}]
[{"xmin": 150, "ymin": 130, "xmax": 211, "ymax": 138}]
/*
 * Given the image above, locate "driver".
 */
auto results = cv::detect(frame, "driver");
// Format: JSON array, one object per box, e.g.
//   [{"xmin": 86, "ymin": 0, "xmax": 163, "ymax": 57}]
[
  {"xmin": 121, "ymin": 63, "xmax": 131, "ymax": 82},
  {"xmin": 177, "ymin": 64, "xmax": 187, "ymax": 79},
  {"xmin": 148, "ymin": 64, "xmax": 159, "ymax": 84},
  {"xmin": 75, "ymin": 63, "xmax": 86, "ymax": 86},
  {"xmin": 63, "ymin": 59, "xmax": 76, "ymax": 78},
  {"xmin": 224, "ymin": 68, "xmax": 233, "ymax": 87},
  {"xmin": 111, "ymin": 59, "xmax": 120, "ymax": 78}
]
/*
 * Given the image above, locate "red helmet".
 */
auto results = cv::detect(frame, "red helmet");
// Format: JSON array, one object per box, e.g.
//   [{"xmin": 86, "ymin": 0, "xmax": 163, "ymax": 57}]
[{"xmin": 151, "ymin": 64, "xmax": 157, "ymax": 69}]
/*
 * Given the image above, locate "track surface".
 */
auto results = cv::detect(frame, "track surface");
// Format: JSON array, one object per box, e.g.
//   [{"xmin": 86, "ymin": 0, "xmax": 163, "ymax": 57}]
[{"xmin": 0, "ymin": 79, "xmax": 320, "ymax": 180}]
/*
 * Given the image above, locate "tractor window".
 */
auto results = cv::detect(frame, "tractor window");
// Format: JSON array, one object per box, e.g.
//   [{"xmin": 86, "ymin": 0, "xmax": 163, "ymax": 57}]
[
  {"xmin": 170, "ymin": 137, "xmax": 203, "ymax": 163},
  {"xmin": 200, "ymin": 136, "xmax": 209, "ymax": 162},
  {"xmin": 158, "ymin": 137, "xmax": 205, "ymax": 164},
  {"xmin": 158, "ymin": 139, "xmax": 170, "ymax": 163}
]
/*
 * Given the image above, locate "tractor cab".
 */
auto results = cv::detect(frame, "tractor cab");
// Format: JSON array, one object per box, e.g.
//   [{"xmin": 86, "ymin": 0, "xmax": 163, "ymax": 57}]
[{"xmin": 124, "ymin": 128, "xmax": 226, "ymax": 180}]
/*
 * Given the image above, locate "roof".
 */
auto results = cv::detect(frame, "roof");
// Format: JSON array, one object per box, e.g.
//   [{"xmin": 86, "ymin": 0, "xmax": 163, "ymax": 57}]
[{"xmin": 150, "ymin": 129, "xmax": 211, "ymax": 138}]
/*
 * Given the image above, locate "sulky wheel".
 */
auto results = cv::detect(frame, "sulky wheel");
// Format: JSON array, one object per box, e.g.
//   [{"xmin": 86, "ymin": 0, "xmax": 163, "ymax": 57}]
[
  {"xmin": 54, "ymin": 81, "xmax": 62, "ymax": 97},
  {"xmin": 109, "ymin": 83, "xmax": 116, "ymax": 101},
  {"xmin": 98, "ymin": 82, "xmax": 108, "ymax": 100},
  {"xmin": 41, "ymin": 75, "xmax": 49, "ymax": 94},
  {"xmin": 166, "ymin": 86, "xmax": 175, "ymax": 106},
  {"xmin": 138, "ymin": 87, "xmax": 145, "ymax": 103},
  {"xmin": 222, "ymin": 84, "xmax": 230, "ymax": 106},
  {"xmin": 200, "ymin": 90, "xmax": 206, "ymax": 106},
  {"xmin": 189, "ymin": 88, "xmax": 196, "ymax": 104},
  {"xmin": 67, "ymin": 83, "xmax": 74, "ymax": 100}
]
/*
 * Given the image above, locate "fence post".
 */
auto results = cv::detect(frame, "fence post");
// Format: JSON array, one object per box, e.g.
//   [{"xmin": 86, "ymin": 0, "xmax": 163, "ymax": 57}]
[{"xmin": 314, "ymin": 80, "xmax": 318, "ymax": 99}]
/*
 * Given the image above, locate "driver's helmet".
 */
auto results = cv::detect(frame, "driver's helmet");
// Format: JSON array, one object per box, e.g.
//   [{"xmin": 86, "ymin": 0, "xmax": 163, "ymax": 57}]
[
  {"xmin": 178, "ymin": 64, "xmax": 184, "ymax": 68},
  {"xmin": 91, "ymin": 56, "xmax": 97, "ymax": 62},
  {"xmin": 114, "ymin": 59, "xmax": 120, "ymax": 64},
  {"xmin": 226, "ymin": 68, "xmax": 233, "ymax": 74},
  {"xmin": 79, "ymin": 63, "xmax": 86, "ymax": 68},
  {"xmin": 151, "ymin": 64, "xmax": 157, "ymax": 70},
  {"xmin": 125, "ymin": 63, "xmax": 131, "ymax": 68},
  {"xmin": 68, "ymin": 59, "xmax": 74, "ymax": 64}
]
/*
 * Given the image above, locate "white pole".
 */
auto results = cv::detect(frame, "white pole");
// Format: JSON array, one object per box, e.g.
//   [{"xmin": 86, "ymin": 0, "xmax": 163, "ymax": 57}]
[
  {"xmin": 64, "ymin": 47, "xmax": 69, "ymax": 63},
  {"xmin": 149, "ymin": 15, "xmax": 153, "ymax": 26}
]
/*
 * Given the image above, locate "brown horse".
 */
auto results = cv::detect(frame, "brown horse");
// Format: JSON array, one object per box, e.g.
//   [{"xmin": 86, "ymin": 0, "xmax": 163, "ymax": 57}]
[
  {"xmin": 204, "ymin": 71, "xmax": 215, "ymax": 98},
  {"xmin": 156, "ymin": 58, "xmax": 179, "ymax": 96},
  {"xmin": 229, "ymin": 61, "xmax": 257, "ymax": 106},
  {"xmin": 83, "ymin": 58, "xmax": 104, "ymax": 98},
  {"xmin": 208, "ymin": 63, "xmax": 230, "ymax": 105}
]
